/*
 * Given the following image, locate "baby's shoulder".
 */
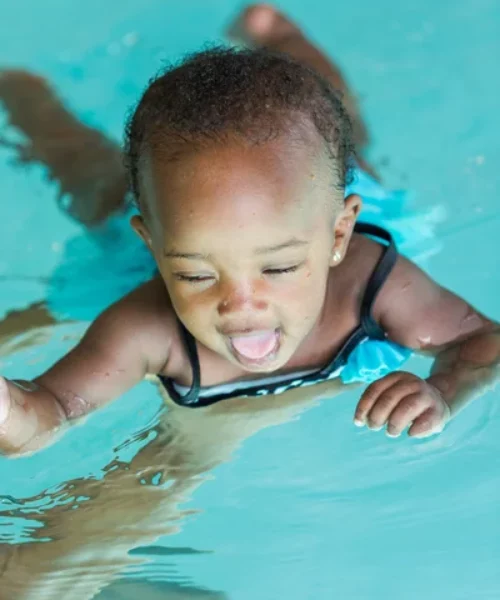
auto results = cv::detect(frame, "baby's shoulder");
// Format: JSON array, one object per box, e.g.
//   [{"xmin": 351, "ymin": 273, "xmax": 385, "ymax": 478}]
[
  {"xmin": 347, "ymin": 233, "xmax": 442, "ymax": 328},
  {"xmin": 339, "ymin": 232, "xmax": 422, "ymax": 315},
  {"xmin": 110, "ymin": 276, "xmax": 172, "ymax": 317},
  {"xmin": 337, "ymin": 233, "xmax": 385, "ymax": 300},
  {"xmin": 95, "ymin": 276, "xmax": 180, "ymax": 373}
]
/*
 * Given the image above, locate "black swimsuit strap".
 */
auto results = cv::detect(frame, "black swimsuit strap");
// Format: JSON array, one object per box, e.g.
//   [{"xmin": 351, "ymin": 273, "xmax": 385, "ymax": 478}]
[
  {"xmin": 162, "ymin": 222, "xmax": 398, "ymax": 406},
  {"xmin": 162, "ymin": 320, "xmax": 201, "ymax": 405},
  {"xmin": 353, "ymin": 222, "xmax": 397, "ymax": 339}
]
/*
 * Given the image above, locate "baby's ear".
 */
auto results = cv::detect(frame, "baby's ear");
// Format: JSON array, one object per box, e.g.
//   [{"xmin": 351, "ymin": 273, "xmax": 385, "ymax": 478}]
[
  {"xmin": 130, "ymin": 215, "xmax": 153, "ymax": 250},
  {"xmin": 329, "ymin": 194, "xmax": 362, "ymax": 266}
]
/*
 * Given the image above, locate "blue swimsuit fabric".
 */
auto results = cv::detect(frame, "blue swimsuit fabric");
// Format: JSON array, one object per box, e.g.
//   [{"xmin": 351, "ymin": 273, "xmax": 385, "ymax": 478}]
[{"xmin": 47, "ymin": 168, "xmax": 440, "ymax": 384}]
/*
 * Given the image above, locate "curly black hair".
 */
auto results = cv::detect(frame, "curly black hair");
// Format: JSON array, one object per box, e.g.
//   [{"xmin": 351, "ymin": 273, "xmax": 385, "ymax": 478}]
[{"xmin": 124, "ymin": 46, "xmax": 355, "ymax": 206}]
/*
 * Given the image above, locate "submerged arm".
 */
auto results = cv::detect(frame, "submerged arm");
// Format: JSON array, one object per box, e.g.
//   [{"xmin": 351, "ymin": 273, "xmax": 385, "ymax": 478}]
[{"xmin": 0, "ymin": 373, "xmax": 347, "ymax": 598}]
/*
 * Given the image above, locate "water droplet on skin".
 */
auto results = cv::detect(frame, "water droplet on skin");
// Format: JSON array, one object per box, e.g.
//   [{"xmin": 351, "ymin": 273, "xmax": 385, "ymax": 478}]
[
  {"xmin": 460, "ymin": 310, "xmax": 483, "ymax": 334},
  {"xmin": 11, "ymin": 380, "xmax": 39, "ymax": 393},
  {"xmin": 417, "ymin": 335, "xmax": 432, "ymax": 348},
  {"xmin": 64, "ymin": 393, "xmax": 90, "ymax": 419}
]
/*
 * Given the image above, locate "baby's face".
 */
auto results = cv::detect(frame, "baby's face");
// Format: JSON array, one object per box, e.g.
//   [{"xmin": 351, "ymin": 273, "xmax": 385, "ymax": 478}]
[{"xmin": 138, "ymin": 132, "xmax": 347, "ymax": 373}]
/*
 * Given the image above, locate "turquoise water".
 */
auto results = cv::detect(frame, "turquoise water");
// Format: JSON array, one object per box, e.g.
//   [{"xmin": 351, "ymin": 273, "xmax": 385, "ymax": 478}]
[{"xmin": 0, "ymin": 1, "xmax": 499, "ymax": 598}]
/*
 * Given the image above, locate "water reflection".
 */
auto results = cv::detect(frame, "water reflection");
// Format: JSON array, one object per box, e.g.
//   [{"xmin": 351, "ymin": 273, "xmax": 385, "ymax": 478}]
[{"xmin": 0, "ymin": 350, "xmax": 348, "ymax": 599}]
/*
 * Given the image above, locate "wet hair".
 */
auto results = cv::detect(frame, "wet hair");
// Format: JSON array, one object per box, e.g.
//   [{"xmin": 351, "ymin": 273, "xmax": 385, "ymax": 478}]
[{"xmin": 124, "ymin": 46, "xmax": 355, "ymax": 208}]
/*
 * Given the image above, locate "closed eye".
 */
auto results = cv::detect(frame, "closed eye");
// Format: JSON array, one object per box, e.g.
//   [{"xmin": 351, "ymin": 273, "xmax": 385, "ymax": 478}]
[
  {"xmin": 175, "ymin": 273, "xmax": 214, "ymax": 283},
  {"xmin": 263, "ymin": 265, "xmax": 300, "ymax": 276}
]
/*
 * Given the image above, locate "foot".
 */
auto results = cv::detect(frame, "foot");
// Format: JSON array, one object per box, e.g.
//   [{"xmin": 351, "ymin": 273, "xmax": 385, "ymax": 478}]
[
  {"xmin": 0, "ymin": 70, "xmax": 128, "ymax": 226},
  {"xmin": 227, "ymin": 4, "xmax": 371, "ymax": 167},
  {"xmin": 227, "ymin": 4, "xmax": 301, "ymax": 48}
]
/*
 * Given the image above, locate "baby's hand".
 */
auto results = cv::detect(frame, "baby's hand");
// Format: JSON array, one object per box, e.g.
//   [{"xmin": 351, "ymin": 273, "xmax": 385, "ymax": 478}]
[
  {"xmin": 0, "ymin": 376, "xmax": 67, "ymax": 455},
  {"xmin": 353, "ymin": 372, "xmax": 451, "ymax": 438}
]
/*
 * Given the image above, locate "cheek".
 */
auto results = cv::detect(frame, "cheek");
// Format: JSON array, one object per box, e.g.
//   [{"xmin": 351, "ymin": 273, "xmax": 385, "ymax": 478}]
[
  {"xmin": 168, "ymin": 286, "xmax": 214, "ymax": 329},
  {"xmin": 272, "ymin": 268, "xmax": 328, "ymax": 320}
]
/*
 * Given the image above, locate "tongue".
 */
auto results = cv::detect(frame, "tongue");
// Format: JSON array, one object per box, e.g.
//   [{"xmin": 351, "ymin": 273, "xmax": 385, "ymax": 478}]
[{"xmin": 230, "ymin": 331, "xmax": 277, "ymax": 360}]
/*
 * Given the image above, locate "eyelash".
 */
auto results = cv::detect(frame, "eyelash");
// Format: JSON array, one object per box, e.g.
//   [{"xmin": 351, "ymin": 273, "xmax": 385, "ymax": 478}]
[
  {"xmin": 175, "ymin": 265, "xmax": 300, "ymax": 283},
  {"xmin": 263, "ymin": 265, "xmax": 300, "ymax": 276},
  {"xmin": 175, "ymin": 274, "xmax": 213, "ymax": 282}
]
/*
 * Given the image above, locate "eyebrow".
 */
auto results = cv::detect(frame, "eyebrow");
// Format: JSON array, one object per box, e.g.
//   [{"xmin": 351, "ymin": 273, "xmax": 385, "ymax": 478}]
[{"xmin": 164, "ymin": 238, "xmax": 308, "ymax": 260}]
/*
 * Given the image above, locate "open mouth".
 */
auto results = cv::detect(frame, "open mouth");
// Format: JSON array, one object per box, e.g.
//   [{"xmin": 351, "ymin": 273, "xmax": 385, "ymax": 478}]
[{"xmin": 227, "ymin": 329, "xmax": 281, "ymax": 367}]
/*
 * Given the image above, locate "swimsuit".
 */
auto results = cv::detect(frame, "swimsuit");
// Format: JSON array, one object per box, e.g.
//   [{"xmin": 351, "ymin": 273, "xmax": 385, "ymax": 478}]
[{"xmin": 159, "ymin": 222, "xmax": 412, "ymax": 408}]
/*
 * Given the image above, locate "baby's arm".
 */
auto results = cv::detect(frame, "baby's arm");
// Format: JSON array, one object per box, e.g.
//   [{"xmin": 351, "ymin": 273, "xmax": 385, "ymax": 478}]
[
  {"xmin": 0, "ymin": 279, "xmax": 173, "ymax": 455},
  {"xmin": 354, "ymin": 257, "xmax": 499, "ymax": 438}
]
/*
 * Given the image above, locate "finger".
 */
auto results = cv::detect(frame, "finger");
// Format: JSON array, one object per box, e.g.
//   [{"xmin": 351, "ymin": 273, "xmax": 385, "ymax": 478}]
[
  {"xmin": 386, "ymin": 392, "xmax": 432, "ymax": 437},
  {"xmin": 408, "ymin": 408, "xmax": 445, "ymax": 438},
  {"xmin": 354, "ymin": 372, "xmax": 410, "ymax": 426},
  {"xmin": 365, "ymin": 379, "xmax": 423, "ymax": 431}
]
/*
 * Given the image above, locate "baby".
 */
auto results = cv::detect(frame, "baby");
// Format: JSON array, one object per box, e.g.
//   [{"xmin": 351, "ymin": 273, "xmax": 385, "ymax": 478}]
[{"xmin": 0, "ymin": 5, "xmax": 498, "ymax": 456}]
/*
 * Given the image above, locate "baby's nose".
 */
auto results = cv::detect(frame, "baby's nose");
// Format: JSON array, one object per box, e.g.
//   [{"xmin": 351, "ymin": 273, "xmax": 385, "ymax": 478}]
[{"xmin": 217, "ymin": 281, "xmax": 267, "ymax": 315}]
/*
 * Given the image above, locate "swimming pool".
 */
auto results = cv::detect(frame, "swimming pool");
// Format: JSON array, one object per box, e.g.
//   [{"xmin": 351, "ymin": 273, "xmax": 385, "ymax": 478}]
[{"xmin": 1, "ymin": 0, "xmax": 499, "ymax": 598}]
